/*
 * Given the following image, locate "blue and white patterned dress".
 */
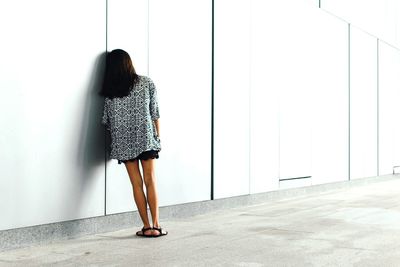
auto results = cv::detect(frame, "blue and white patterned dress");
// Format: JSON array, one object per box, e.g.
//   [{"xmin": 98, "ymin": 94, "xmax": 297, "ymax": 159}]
[{"xmin": 101, "ymin": 75, "xmax": 161, "ymax": 161}]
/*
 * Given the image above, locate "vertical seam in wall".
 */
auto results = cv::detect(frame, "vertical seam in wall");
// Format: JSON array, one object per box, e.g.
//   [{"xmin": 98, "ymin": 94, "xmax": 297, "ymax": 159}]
[
  {"xmin": 105, "ymin": 0, "xmax": 108, "ymax": 216},
  {"xmin": 348, "ymin": 23, "xmax": 351, "ymax": 181},
  {"xmin": 278, "ymin": 81, "xmax": 280, "ymax": 185},
  {"xmin": 211, "ymin": 0, "xmax": 214, "ymax": 200},
  {"xmin": 377, "ymin": 39, "xmax": 380, "ymax": 176},
  {"xmin": 319, "ymin": 0, "xmax": 321, "ymax": 8},
  {"xmin": 248, "ymin": 0, "xmax": 252, "ymax": 194}
]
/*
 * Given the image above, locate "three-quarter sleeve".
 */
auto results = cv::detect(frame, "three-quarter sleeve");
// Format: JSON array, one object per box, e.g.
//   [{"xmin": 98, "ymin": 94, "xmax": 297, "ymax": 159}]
[
  {"xmin": 101, "ymin": 98, "xmax": 110, "ymax": 130},
  {"xmin": 149, "ymin": 78, "xmax": 160, "ymax": 120}
]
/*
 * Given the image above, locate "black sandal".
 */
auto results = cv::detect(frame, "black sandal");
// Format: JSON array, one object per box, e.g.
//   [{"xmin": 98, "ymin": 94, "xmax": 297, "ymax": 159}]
[
  {"xmin": 152, "ymin": 226, "xmax": 168, "ymax": 237},
  {"xmin": 136, "ymin": 226, "xmax": 153, "ymax": 237}
]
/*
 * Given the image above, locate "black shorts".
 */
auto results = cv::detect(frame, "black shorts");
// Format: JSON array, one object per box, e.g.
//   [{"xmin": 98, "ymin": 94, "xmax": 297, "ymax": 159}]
[{"xmin": 117, "ymin": 150, "xmax": 159, "ymax": 164}]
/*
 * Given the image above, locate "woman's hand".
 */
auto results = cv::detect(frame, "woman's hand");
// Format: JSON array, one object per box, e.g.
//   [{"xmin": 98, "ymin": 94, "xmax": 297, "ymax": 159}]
[{"xmin": 154, "ymin": 119, "xmax": 160, "ymax": 138}]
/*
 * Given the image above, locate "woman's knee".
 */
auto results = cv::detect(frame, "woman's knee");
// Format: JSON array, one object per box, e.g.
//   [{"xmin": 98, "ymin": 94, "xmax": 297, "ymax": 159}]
[
  {"xmin": 132, "ymin": 180, "xmax": 144, "ymax": 190},
  {"xmin": 140, "ymin": 158, "xmax": 156, "ymax": 187},
  {"xmin": 143, "ymin": 172, "xmax": 155, "ymax": 187}
]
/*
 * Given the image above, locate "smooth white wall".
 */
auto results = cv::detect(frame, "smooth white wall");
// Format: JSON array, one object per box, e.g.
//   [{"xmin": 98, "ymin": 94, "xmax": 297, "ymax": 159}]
[
  {"xmin": 378, "ymin": 41, "xmax": 400, "ymax": 175},
  {"xmin": 249, "ymin": 0, "xmax": 280, "ymax": 193},
  {"xmin": 214, "ymin": 0, "xmax": 251, "ymax": 199},
  {"xmin": 249, "ymin": 0, "xmax": 314, "ymax": 192},
  {"xmin": 149, "ymin": 0, "xmax": 212, "ymax": 205},
  {"xmin": 250, "ymin": 0, "xmax": 348, "ymax": 188},
  {"xmin": 349, "ymin": 26, "xmax": 378, "ymax": 179},
  {"xmin": 310, "ymin": 10, "xmax": 349, "ymax": 185},
  {"xmin": 265, "ymin": 1, "xmax": 314, "ymax": 181},
  {"xmin": 0, "ymin": 1, "xmax": 106, "ymax": 230}
]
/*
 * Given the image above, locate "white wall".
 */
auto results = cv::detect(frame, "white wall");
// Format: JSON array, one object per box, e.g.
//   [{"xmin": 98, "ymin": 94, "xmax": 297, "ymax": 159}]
[
  {"xmin": 264, "ymin": 1, "xmax": 315, "ymax": 182},
  {"xmin": 0, "ymin": 0, "xmax": 106, "ymax": 230},
  {"xmin": 149, "ymin": 0, "xmax": 212, "ymax": 205},
  {"xmin": 378, "ymin": 41, "xmax": 400, "ymax": 175},
  {"xmin": 310, "ymin": 10, "xmax": 349, "ymax": 185},
  {"xmin": 214, "ymin": 0, "xmax": 251, "ymax": 199},
  {"xmin": 249, "ymin": 0, "xmax": 280, "ymax": 193},
  {"xmin": 349, "ymin": 26, "xmax": 378, "ymax": 179},
  {"xmin": 253, "ymin": 1, "xmax": 348, "ymax": 187}
]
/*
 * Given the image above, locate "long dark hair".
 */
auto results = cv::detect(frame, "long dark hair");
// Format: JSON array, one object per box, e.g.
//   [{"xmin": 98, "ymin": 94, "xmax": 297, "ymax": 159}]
[{"xmin": 99, "ymin": 49, "xmax": 139, "ymax": 98}]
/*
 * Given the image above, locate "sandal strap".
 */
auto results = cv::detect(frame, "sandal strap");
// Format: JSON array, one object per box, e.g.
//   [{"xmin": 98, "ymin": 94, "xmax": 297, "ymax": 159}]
[
  {"xmin": 141, "ymin": 227, "xmax": 153, "ymax": 236},
  {"xmin": 153, "ymin": 227, "xmax": 163, "ymax": 235}
]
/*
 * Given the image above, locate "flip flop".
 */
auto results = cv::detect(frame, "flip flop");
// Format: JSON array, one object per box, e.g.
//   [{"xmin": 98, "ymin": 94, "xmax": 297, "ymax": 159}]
[
  {"xmin": 136, "ymin": 226, "xmax": 153, "ymax": 237},
  {"xmin": 152, "ymin": 226, "xmax": 168, "ymax": 238}
]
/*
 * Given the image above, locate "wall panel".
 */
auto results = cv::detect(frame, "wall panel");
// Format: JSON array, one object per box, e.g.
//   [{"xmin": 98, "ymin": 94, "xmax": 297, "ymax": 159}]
[
  {"xmin": 214, "ymin": 0, "xmax": 251, "ymax": 198},
  {"xmin": 250, "ymin": 0, "xmax": 314, "ymax": 192},
  {"xmin": 0, "ymin": 1, "xmax": 106, "ymax": 230},
  {"xmin": 309, "ymin": 10, "xmax": 349, "ymax": 185},
  {"xmin": 378, "ymin": 41, "xmax": 400, "ymax": 175},
  {"xmin": 349, "ymin": 26, "xmax": 378, "ymax": 179},
  {"xmin": 250, "ymin": 1, "xmax": 348, "ymax": 189},
  {"xmin": 249, "ymin": 0, "xmax": 279, "ymax": 193},
  {"xmin": 270, "ymin": 2, "xmax": 313, "ymax": 181},
  {"xmin": 149, "ymin": 0, "xmax": 211, "ymax": 205}
]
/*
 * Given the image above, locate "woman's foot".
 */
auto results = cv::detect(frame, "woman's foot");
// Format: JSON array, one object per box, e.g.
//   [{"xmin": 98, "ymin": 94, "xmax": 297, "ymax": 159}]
[
  {"xmin": 136, "ymin": 226, "xmax": 153, "ymax": 237},
  {"xmin": 152, "ymin": 226, "xmax": 168, "ymax": 237}
]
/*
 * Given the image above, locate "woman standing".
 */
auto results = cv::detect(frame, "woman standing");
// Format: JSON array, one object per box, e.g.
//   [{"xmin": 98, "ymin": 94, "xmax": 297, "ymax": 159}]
[{"xmin": 99, "ymin": 49, "xmax": 168, "ymax": 238}]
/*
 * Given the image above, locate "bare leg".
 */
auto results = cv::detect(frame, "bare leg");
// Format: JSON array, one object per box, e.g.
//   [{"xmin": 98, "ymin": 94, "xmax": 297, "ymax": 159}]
[
  {"xmin": 124, "ymin": 160, "xmax": 152, "ymax": 236},
  {"xmin": 141, "ymin": 158, "xmax": 167, "ymax": 236},
  {"xmin": 140, "ymin": 158, "xmax": 160, "ymax": 227}
]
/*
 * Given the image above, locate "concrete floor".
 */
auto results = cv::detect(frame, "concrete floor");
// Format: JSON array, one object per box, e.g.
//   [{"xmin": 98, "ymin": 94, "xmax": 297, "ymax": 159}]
[{"xmin": 2, "ymin": 177, "xmax": 400, "ymax": 267}]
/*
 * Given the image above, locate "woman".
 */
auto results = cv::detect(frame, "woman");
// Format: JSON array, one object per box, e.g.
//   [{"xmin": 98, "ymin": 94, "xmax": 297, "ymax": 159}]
[{"xmin": 99, "ymin": 49, "xmax": 168, "ymax": 238}]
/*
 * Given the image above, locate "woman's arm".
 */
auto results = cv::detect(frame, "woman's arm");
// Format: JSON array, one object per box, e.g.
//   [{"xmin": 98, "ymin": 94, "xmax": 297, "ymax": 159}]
[{"xmin": 154, "ymin": 119, "xmax": 160, "ymax": 137}]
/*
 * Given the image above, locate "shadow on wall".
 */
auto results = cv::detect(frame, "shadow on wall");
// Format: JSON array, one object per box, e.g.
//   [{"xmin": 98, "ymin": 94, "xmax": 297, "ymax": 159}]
[
  {"xmin": 76, "ymin": 52, "xmax": 108, "ymax": 176},
  {"xmin": 62, "ymin": 52, "xmax": 109, "ymax": 222}
]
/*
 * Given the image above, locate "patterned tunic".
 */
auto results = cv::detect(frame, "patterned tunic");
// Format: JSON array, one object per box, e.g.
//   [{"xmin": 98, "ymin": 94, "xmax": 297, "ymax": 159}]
[{"xmin": 101, "ymin": 75, "xmax": 161, "ymax": 161}]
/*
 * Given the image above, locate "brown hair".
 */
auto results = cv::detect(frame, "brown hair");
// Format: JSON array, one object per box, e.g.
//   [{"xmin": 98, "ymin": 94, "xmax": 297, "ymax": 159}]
[{"xmin": 99, "ymin": 49, "xmax": 139, "ymax": 98}]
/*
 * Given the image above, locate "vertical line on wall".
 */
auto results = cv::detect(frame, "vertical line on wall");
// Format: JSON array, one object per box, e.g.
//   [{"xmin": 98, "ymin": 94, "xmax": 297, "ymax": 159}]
[
  {"xmin": 377, "ymin": 39, "xmax": 380, "ymax": 176},
  {"xmin": 248, "ymin": 0, "xmax": 252, "ymax": 194},
  {"xmin": 348, "ymin": 23, "xmax": 351, "ymax": 181},
  {"xmin": 278, "ymin": 93, "xmax": 280, "ymax": 185},
  {"xmin": 211, "ymin": 0, "xmax": 215, "ymax": 200},
  {"xmin": 319, "ymin": 0, "xmax": 321, "ymax": 8},
  {"xmin": 104, "ymin": 0, "xmax": 108, "ymax": 216}
]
